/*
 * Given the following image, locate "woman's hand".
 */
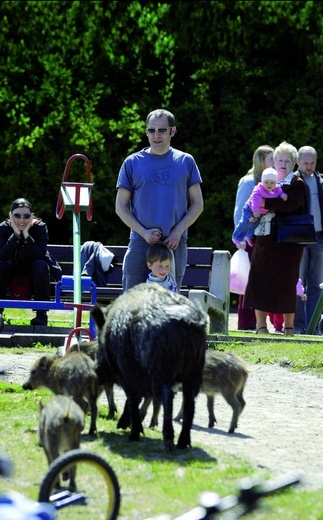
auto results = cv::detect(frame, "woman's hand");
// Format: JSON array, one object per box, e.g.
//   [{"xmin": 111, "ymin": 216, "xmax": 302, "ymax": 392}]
[
  {"xmin": 9, "ymin": 212, "xmax": 21, "ymax": 236},
  {"xmin": 22, "ymin": 213, "xmax": 34, "ymax": 239}
]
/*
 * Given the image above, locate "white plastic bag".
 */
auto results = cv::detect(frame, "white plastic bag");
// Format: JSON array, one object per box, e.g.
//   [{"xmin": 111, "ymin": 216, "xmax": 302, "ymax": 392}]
[{"xmin": 230, "ymin": 249, "xmax": 250, "ymax": 295}]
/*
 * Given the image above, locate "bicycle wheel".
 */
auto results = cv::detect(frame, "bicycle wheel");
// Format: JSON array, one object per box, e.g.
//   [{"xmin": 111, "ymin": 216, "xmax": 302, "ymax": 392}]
[{"xmin": 38, "ymin": 449, "xmax": 120, "ymax": 520}]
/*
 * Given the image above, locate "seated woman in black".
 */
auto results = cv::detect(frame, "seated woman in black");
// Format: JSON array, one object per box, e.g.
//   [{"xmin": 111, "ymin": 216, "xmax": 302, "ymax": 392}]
[{"xmin": 0, "ymin": 198, "xmax": 61, "ymax": 328}]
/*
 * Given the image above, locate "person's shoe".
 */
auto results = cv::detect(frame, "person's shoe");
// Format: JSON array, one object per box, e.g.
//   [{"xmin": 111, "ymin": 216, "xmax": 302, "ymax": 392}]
[
  {"xmin": 255, "ymin": 326, "xmax": 269, "ymax": 334},
  {"xmin": 30, "ymin": 312, "xmax": 48, "ymax": 327},
  {"xmin": 0, "ymin": 313, "xmax": 4, "ymax": 332}
]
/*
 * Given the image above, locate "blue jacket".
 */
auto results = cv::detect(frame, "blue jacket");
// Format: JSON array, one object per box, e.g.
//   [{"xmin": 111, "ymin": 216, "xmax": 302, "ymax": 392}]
[{"xmin": 296, "ymin": 170, "xmax": 323, "ymax": 230}]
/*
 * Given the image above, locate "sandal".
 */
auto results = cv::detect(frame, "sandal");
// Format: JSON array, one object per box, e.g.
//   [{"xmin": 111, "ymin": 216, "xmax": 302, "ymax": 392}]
[
  {"xmin": 256, "ymin": 326, "xmax": 269, "ymax": 334},
  {"xmin": 284, "ymin": 327, "xmax": 294, "ymax": 336}
]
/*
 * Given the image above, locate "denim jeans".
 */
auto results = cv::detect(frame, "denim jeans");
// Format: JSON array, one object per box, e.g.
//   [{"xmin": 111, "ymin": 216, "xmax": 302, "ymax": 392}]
[
  {"xmin": 232, "ymin": 204, "xmax": 259, "ymax": 243},
  {"xmin": 122, "ymin": 236, "xmax": 188, "ymax": 292},
  {"xmin": 294, "ymin": 234, "xmax": 323, "ymax": 333}
]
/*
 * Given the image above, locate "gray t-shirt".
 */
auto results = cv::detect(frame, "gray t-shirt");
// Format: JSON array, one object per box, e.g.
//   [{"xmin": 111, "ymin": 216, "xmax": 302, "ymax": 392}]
[
  {"xmin": 116, "ymin": 147, "xmax": 202, "ymax": 239},
  {"xmin": 303, "ymin": 174, "xmax": 322, "ymax": 231}
]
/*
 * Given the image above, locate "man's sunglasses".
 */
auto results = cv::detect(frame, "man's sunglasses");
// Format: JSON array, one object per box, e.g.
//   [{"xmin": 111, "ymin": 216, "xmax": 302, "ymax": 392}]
[
  {"xmin": 146, "ymin": 127, "xmax": 173, "ymax": 134},
  {"xmin": 12, "ymin": 213, "xmax": 31, "ymax": 220}
]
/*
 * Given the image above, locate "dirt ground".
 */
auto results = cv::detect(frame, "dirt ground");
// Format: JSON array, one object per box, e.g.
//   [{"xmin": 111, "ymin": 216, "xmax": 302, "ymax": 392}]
[{"xmin": 1, "ymin": 347, "xmax": 322, "ymax": 493}]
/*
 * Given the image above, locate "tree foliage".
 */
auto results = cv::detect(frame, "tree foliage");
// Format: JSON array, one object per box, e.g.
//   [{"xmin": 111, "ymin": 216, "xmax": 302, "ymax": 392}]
[{"xmin": 0, "ymin": 1, "xmax": 322, "ymax": 250}]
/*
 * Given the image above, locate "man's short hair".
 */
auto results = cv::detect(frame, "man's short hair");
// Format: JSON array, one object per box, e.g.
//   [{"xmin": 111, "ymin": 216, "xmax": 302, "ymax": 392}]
[{"xmin": 146, "ymin": 109, "xmax": 175, "ymax": 127}]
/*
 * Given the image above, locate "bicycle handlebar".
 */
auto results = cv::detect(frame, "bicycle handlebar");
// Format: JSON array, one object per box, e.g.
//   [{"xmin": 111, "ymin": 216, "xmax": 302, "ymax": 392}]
[
  {"xmin": 145, "ymin": 472, "xmax": 301, "ymax": 520},
  {"xmin": 237, "ymin": 471, "xmax": 301, "ymax": 509}
]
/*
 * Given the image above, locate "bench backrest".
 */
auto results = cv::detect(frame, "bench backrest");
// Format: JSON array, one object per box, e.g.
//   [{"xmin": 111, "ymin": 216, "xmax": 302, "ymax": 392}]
[{"xmin": 48, "ymin": 244, "xmax": 214, "ymax": 293}]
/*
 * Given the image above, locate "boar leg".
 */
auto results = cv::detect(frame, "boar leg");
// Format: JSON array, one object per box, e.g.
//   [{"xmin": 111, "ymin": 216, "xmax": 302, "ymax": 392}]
[
  {"xmin": 139, "ymin": 396, "xmax": 161, "ymax": 428},
  {"xmin": 161, "ymin": 386, "xmax": 175, "ymax": 451},
  {"xmin": 103, "ymin": 382, "xmax": 117, "ymax": 419},
  {"xmin": 236, "ymin": 387, "xmax": 246, "ymax": 413},
  {"xmin": 177, "ymin": 384, "xmax": 196, "ymax": 450},
  {"xmin": 128, "ymin": 395, "xmax": 143, "ymax": 441},
  {"xmin": 206, "ymin": 395, "xmax": 217, "ymax": 428},
  {"xmin": 117, "ymin": 399, "xmax": 131, "ymax": 429},
  {"xmin": 221, "ymin": 389, "xmax": 243, "ymax": 434},
  {"xmin": 88, "ymin": 396, "xmax": 98, "ymax": 435},
  {"xmin": 174, "ymin": 399, "xmax": 183, "ymax": 423},
  {"xmin": 149, "ymin": 398, "xmax": 161, "ymax": 428},
  {"xmin": 139, "ymin": 396, "xmax": 152, "ymax": 422}
]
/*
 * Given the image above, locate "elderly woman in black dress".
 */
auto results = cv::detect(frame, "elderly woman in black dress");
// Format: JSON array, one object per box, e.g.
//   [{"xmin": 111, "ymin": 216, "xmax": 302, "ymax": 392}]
[{"xmin": 243, "ymin": 142, "xmax": 306, "ymax": 336}]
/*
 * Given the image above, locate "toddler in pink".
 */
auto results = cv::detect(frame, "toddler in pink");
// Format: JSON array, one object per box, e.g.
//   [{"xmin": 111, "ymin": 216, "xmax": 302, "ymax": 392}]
[{"xmin": 232, "ymin": 167, "xmax": 287, "ymax": 248}]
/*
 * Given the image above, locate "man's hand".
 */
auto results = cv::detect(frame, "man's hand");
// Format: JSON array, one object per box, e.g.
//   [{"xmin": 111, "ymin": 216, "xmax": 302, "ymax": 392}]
[
  {"xmin": 143, "ymin": 228, "xmax": 162, "ymax": 245},
  {"xmin": 162, "ymin": 228, "xmax": 182, "ymax": 250}
]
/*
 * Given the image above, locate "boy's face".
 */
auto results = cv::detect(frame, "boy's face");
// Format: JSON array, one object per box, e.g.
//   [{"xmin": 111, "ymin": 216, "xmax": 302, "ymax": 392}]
[
  {"xmin": 262, "ymin": 179, "xmax": 277, "ymax": 191},
  {"xmin": 147, "ymin": 259, "xmax": 171, "ymax": 279}
]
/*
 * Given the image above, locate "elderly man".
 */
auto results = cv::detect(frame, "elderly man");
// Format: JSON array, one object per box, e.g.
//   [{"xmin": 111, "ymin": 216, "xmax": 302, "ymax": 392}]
[{"xmin": 294, "ymin": 146, "xmax": 323, "ymax": 334}]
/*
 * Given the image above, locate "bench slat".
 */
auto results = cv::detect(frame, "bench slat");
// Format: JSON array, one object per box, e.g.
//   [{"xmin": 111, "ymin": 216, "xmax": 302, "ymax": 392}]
[
  {"xmin": 182, "ymin": 267, "xmax": 210, "ymax": 288},
  {"xmin": 47, "ymin": 245, "xmax": 213, "ymax": 264}
]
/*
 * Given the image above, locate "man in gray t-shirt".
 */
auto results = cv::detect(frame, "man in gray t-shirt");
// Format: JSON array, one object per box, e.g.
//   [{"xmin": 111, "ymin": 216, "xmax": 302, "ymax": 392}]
[{"xmin": 116, "ymin": 108, "xmax": 203, "ymax": 291}]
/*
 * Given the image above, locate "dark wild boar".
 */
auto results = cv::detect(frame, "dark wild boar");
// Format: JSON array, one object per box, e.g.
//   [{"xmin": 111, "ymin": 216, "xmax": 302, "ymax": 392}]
[
  {"xmin": 91, "ymin": 283, "xmax": 207, "ymax": 451},
  {"xmin": 22, "ymin": 352, "xmax": 98, "ymax": 434}
]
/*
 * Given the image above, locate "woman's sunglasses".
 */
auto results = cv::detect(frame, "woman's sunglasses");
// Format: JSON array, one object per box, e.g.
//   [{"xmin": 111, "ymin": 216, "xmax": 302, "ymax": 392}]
[{"xmin": 12, "ymin": 213, "xmax": 31, "ymax": 220}]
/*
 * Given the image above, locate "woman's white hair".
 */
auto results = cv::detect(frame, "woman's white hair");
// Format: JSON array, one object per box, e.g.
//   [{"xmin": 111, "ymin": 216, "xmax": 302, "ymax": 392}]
[{"xmin": 273, "ymin": 141, "xmax": 298, "ymax": 163}]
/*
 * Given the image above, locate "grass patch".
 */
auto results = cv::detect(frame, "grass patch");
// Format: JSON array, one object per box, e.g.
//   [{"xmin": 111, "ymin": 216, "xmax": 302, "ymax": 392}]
[
  {"xmin": 209, "ymin": 339, "xmax": 323, "ymax": 376},
  {"xmin": 0, "ymin": 344, "xmax": 56, "ymax": 355},
  {"xmin": 0, "ymin": 383, "xmax": 321, "ymax": 519},
  {"xmin": 1, "ymin": 308, "xmax": 90, "ymax": 328}
]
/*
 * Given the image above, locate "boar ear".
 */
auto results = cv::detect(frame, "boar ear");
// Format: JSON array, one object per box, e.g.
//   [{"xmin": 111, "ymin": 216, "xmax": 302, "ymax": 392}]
[
  {"xmin": 91, "ymin": 304, "xmax": 105, "ymax": 331},
  {"xmin": 39, "ymin": 356, "xmax": 48, "ymax": 370}
]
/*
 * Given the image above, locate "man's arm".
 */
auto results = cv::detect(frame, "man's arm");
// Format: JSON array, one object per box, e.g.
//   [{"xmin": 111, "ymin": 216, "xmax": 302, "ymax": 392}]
[
  {"xmin": 163, "ymin": 183, "xmax": 204, "ymax": 249},
  {"xmin": 115, "ymin": 187, "xmax": 162, "ymax": 245}
]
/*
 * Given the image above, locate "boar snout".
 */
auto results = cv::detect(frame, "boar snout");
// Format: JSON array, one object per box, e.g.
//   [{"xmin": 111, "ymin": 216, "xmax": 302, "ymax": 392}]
[{"xmin": 22, "ymin": 381, "xmax": 33, "ymax": 390}]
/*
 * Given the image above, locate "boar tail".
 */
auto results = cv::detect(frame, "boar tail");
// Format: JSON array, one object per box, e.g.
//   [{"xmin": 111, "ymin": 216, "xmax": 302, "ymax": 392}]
[{"xmin": 90, "ymin": 304, "xmax": 106, "ymax": 331}]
